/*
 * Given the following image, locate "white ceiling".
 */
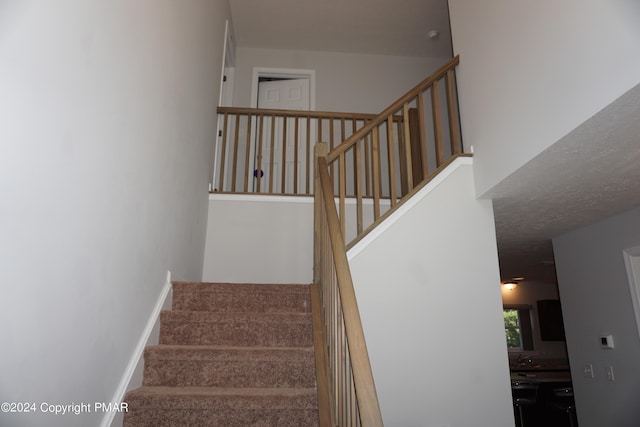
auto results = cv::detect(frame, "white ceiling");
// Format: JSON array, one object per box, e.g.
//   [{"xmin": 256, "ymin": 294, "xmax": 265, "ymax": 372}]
[
  {"xmin": 227, "ymin": 1, "xmax": 640, "ymax": 287},
  {"xmin": 228, "ymin": 0, "xmax": 453, "ymax": 58}
]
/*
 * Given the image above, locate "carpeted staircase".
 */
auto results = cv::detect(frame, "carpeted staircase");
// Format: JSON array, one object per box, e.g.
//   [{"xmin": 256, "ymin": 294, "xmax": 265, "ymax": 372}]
[{"xmin": 124, "ymin": 282, "xmax": 320, "ymax": 426}]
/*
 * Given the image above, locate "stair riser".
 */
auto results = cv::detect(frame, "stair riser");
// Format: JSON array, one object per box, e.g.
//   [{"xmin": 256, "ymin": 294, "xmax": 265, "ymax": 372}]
[
  {"xmin": 143, "ymin": 360, "xmax": 315, "ymax": 388},
  {"xmin": 124, "ymin": 408, "xmax": 319, "ymax": 427},
  {"xmin": 173, "ymin": 291, "xmax": 311, "ymax": 313},
  {"xmin": 171, "ymin": 283, "xmax": 311, "ymax": 314},
  {"xmin": 159, "ymin": 321, "xmax": 313, "ymax": 347}
]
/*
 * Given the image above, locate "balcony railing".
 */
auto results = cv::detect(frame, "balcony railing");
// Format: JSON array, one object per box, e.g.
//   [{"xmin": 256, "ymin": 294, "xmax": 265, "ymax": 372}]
[{"xmin": 213, "ymin": 108, "xmax": 393, "ymax": 195}]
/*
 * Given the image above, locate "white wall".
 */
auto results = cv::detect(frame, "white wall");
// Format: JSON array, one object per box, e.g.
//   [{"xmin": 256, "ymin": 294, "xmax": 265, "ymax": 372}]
[
  {"xmin": 203, "ymin": 195, "xmax": 315, "ymax": 284},
  {"xmin": 448, "ymin": 0, "xmax": 640, "ymax": 197},
  {"xmin": 348, "ymin": 159, "xmax": 515, "ymax": 427},
  {"xmin": 553, "ymin": 206, "xmax": 640, "ymax": 427},
  {"xmin": 233, "ymin": 47, "xmax": 447, "ymax": 113},
  {"xmin": 0, "ymin": 1, "xmax": 230, "ymax": 426},
  {"xmin": 201, "ymin": 194, "xmax": 393, "ymax": 284}
]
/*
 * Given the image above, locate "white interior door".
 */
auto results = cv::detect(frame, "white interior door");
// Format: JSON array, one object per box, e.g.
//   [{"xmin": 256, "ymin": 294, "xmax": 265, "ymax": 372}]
[{"xmin": 255, "ymin": 78, "xmax": 310, "ymax": 192}]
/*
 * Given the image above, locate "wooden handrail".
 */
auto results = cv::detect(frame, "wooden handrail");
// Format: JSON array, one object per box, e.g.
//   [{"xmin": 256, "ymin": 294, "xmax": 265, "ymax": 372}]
[
  {"xmin": 314, "ymin": 143, "xmax": 384, "ymax": 426},
  {"xmin": 217, "ymin": 106, "xmax": 403, "ymax": 121},
  {"xmin": 213, "ymin": 108, "xmax": 404, "ymax": 195},
  {"xmin": 321, "ymin": 55, "xmax": 463, "ymax": 246},
  {"xmin": 327, "ymin": 55, "xmax": 460, "ymax": 162}
]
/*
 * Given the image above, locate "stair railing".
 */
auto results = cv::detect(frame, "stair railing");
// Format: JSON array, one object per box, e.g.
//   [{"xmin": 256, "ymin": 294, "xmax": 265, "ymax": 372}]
[
  {"xmin": 213, "ymin": 108, "xmax": 393, "ymax": 195},
  {"xmin": 311, "ymin": 57, "xmax": 465, "ymax": 426},
  {"xmin": 325, "ymin": 55, "xmax": 464, "ymax": 246},
  {"xmin": 314, "ymin": 143, "xmax": 384, "ymax": 427}
]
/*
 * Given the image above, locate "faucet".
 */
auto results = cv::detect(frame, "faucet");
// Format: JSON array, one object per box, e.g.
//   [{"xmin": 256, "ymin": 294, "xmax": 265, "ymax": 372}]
[{"xmin": 517, "ymin": 354, "xmax": 533, "ymax": 366}]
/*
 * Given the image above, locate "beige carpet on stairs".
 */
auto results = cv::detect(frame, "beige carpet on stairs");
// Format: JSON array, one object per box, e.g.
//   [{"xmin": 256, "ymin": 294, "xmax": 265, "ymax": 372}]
[{"xmin": 124, "ymin": 282, "xmax": 320, "ymax": 427}]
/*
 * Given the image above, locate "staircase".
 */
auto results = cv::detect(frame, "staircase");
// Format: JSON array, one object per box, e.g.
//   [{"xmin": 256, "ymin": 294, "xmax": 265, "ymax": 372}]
[{"xmin": 124, "ymin": 282, "xmax": 320, "ymax": 426}]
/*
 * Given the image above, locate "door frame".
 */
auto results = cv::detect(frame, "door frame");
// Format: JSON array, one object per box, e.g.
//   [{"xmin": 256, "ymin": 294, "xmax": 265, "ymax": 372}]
[
  {"xmin": 213, "ymin": 20, "xmax": 235, "ymax": 191},
  {"xmin": 624, "ymin": 246, "xmax": 640, "ymax": 340},
  {"xmin": 250, "ymin": 67, "xmax": 316, "ymax": 110}
]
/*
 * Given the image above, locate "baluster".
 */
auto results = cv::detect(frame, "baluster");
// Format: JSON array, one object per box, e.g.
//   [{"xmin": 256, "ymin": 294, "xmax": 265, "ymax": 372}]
[
  {"xmin": 339, "ymin": 152, "xmax": 346, "ymax": 240},
  {"xmin": 364, "ymin": 121, "xmax": 371, "ymax": 197},
  {"xmin": 281, "ymin": 116, "xmax": 287, "ymax": 194},
  {"xmin": 372, "ymin": 127, "xmax": 381, "ymax": 220},
  {"xmin": 351, "ymin": 119, "xmax": 357, "ymax": 197},
  {"xmin": 446, "ymin": 69, "xmax": 461, "ymax": 155},
  {"xmin": 386, "ymin": 115, "xmax": 397, "ymax": 206},
  {"xmin": 269, "ymin": 114, "xmax": 276, "ymax": 193},
  {"xmin": 431, "ymin": 82, "xmax": 444, "ymax": 167},
  {"xmin": 306, "ymin": 115, "xmax": 311, "ymax": 194},
  {"xmin": 340, "ymin": 118, "xmax": 345, "ymax": 196},
  {"xmin": 243, "ymin": 113, "xmax": 253, "ymax": 193},
  {"xmin": 256, "ymin": 114, "xmax": 264, "ymax": 192},
  {"xmin": 396, "ymin": 115, "xmax": 407, "ymax": 196},
  {"xmin": 231, "ymin": 114, "xmax": 241, "ymax": 192},
  {"xmin": 294, "ymin": 116, "xmax": 299, "ymax": 194},
  {"xmin": 402, "ymin": 103, "xmax": 414, "ymax": 190},
  {"xmin": 417, "ymin": 91, "xmax": 429, "ymax": 178},
  {"xmin": 355, "ymin": 136, "xmax": 363, "ymax": 235},
  {"xmin": 218, "ymin": 112, "xmax": 229, "ymax": 191}
]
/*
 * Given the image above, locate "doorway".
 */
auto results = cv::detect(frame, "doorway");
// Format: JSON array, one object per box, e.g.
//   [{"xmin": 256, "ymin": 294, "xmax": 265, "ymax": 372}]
[{"xmin": 249, "ymin": 68, "xmax": 316, "ymax": 192}]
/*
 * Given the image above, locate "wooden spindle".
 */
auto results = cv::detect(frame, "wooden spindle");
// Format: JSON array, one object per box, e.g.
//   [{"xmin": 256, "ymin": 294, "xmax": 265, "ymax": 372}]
[
  {"xmin": 281, "ymin": 116, "xmax": 288, "ymax": 193},
  {"xmin": 339, "ymin": 152, "xmax": 346, "ymax": 240},
  {"xmin": 306, "ymin": 116, "xmax": 311, "ymax": 194},
  {"xmin": 372, "ymin": 127, "xmax": 381, "ymax": 220},
  {"xmin": 218, "ymin": 112, "xmax": 229, "ymax": 191},
  {"xmin": 355, "ymin": 136, "xmax": 363, "ymax": 235},
  {"xmin": 243, "ymin": 113, "xmax": 253, "ymax": 192},
  {"xmin": 402, "ymin": 103, "xmax": 414, "ymax": 190},
  {"xmin": 255, "ymin": 114, "xmax": 265, "ymax": 192},
  {"xmin": 431, "ymin": 83, "xmax": 444, "ymax": 166},
  {"xmin": 231, "ymin": 114, "xmax": 241, "ymax": 192},
  {"xmin": 386, "ymin": 115, "xmax": 397, "ymax": 206},
  {"xmin": 269, "ymin": 114, "xmax": 276, "ymax": 193},
  {"xmin": 294, "ymin": 117, "xmax": 299, "ymax": 194},
  {"xmin": 446, "ymin": 69, "xmax": 461, "ymax": 155},
  {"xmin": 396, "ymin": 116, "xmax": 407, "ymax": 196},
  {"xmin": 417, "ymin": 92, "xmax": 428, "ymax": 179}
]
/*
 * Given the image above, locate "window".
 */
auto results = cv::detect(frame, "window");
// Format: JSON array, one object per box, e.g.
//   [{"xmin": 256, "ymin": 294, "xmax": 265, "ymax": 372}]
[
  {"xmin": 503, "ymin": 305, "xmax": 534, "ymax": 351},
  {"xmin": 504, "ymin": 308, "xmax": 522, "ymax": 348}
]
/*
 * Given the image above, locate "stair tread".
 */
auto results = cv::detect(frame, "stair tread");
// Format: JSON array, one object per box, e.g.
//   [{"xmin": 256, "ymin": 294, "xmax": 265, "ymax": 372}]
[
  {"xmin": 170, "ymin": 283, "xmax": 312, "ymax": 313},
  {"xmin": 145, "ymin": 345, "xmax": 314, "ymax": 360},
  {"xmin": 147, "ymin": 344, "xmax": 313, "ymax": 351},
  {"xmin": 127, "ymin": 386, "xmax": 318, "ymax": 408},
  {"xmin": 161, "ymin": 310, "xmax": 312, "ymax": 321},
  {"xmin": 129, "ymin": 386, "xmax": 317, "ymax": 397},
  {"xmin": 173, "ymin": 282, "xmax": 311, "ymax": 293}
]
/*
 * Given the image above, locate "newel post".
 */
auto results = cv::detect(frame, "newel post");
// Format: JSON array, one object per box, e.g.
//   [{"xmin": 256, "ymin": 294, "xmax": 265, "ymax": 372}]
[{"xmin": 313, "ymin": 142, "xmax": 328, "ymax": 285}]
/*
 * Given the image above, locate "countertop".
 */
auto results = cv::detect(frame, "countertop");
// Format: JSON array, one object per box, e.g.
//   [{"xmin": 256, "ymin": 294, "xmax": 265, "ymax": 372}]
[{"xmin": 510, "ymin": 370, "xmax": 572, "ymax": 383}]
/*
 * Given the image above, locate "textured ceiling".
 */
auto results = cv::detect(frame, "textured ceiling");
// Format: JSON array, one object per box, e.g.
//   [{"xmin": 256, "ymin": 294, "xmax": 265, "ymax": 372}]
[
  {"xmin": 228, "ymin": 0, "xmax": 453, "ymax": 58},
  {"xmin": 489, "ymin": 83, "xmax": 640, "ymax": 285}
]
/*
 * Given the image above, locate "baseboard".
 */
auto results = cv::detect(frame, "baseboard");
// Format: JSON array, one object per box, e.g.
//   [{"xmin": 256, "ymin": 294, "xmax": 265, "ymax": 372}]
[{"xmin": 100, "ymin": 271, "xmax": 173, "ymax": 427}]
